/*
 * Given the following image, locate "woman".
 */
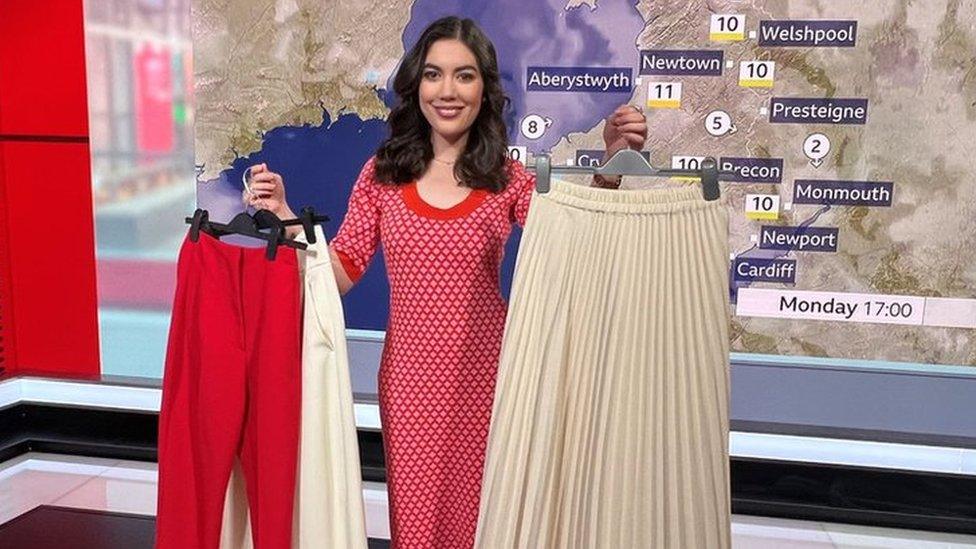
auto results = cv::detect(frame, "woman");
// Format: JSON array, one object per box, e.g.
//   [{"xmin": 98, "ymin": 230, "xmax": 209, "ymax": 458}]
[{"xmin": 246, "ymin": 16, "xmax": 647, "ymax": 549}]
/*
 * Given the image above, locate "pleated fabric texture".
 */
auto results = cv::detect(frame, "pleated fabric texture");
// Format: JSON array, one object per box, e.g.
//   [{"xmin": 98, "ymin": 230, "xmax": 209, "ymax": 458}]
[
  {"xmin": 220, "ymin": 226, "xmax": 368, "ymax": 549},
  {"xmin": 474, "ymin": 180, "xmax": 731, "ymax": 549}
]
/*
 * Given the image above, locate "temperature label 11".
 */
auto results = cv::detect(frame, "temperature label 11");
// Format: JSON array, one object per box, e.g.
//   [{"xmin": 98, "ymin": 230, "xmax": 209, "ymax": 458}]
[
  {"xmin": 710, "ymin": 14, "xmax": 745, "ymax": 41},
  {"xmin": 739, "ymin": 61, "xmax": 775, "ymax": 88},
  {"xmin": 745, "ymin": 193, "xmax": 781, "ymax": 220},
  {"xmin": 647, "ymin": 82, "xmax": 682, "ymax": 109}
]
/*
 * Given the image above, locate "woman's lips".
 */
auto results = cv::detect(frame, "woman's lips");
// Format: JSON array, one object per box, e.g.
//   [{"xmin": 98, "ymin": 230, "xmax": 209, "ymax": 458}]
[{"xmin": 433, "ymin": 105, "xmax": 463, "ymax": 119}]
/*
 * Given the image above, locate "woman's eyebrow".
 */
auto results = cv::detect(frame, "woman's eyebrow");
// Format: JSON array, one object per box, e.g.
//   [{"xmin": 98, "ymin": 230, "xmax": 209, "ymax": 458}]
[{"xmin": 423, "ymin": 62, "xmax": 478, "ymax": 73}]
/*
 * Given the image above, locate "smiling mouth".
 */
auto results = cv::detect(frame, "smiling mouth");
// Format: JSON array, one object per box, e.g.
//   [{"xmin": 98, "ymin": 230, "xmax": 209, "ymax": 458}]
[{"xmin": 433, "ymin": 105, "xmax": 464, "ymax": 119}]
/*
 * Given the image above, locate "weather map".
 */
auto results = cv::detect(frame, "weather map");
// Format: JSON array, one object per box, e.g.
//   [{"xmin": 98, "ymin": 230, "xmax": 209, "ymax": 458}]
[{"xmin": 193, "ymin": 0, "xmax": 976, "ymax": 367}]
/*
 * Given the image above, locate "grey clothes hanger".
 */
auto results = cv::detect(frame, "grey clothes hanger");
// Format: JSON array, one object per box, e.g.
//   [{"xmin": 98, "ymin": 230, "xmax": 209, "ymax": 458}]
[{"xmin": 528, "ymin": 149, "xmax": 728, "ymax": 201}]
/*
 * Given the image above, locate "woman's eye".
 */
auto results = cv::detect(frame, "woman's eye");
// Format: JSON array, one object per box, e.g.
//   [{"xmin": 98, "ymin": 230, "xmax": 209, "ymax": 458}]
[
  {"xmin": 458, "ymin": 72, "xmax": 476, "ymax": 82},
  {"xmin": 423, "ymin": 70, "xmax": 439, "ymax": 80}
]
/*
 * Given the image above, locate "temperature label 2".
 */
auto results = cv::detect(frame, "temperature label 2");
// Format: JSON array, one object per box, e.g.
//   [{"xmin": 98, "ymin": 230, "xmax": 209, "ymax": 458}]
[
  {"xmin": 745, "ymin": 193, "xmax": 781, "ymax": 220},
  {"xmin": 647, "ymin": 82, "xmax": 682, "ymax": 109},
  {"xmin": 710, "ymin": 14, "xmax": 745, "ymax": 41},
  {"xmin": 739, "ymin": 61, "xmax": 775, "ymax": 87}
]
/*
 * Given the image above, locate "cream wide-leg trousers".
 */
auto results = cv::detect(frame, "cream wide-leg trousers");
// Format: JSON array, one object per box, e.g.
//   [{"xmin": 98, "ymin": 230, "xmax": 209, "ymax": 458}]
[
  {"xmin": 474, "ymin": 180, "xmax": 732, "ymax": 549},
  {"xmin": 219, "ymin": 226, "xmax": 367, "ymax": 549}
]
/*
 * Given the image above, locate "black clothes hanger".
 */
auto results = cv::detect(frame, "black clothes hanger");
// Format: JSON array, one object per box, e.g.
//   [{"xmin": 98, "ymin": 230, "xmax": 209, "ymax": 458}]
[
  {"xmin": 250, "ymin": 209, "xmax": 288, "ymax": 259},
  {"xmin": 185, "ymin": 208, "xmax": 307, "ymax": 260},
  {"xmin": 240, "ymin": 166, "xmax": 329, "ymax": 243},
  {"xmin": 253, "ymin": 206, "xmax": 329, "ymax": 244},
  {"xmin": 252, "ymin": 208, "xmax": 284, "ymax": 233},
  {"xmin": 188, "ymin": 208, "xmax": 209, "ymax": 242},
  {"xmin": 299, "ymin": 207, "xmax": 328, "ymax": 244}
]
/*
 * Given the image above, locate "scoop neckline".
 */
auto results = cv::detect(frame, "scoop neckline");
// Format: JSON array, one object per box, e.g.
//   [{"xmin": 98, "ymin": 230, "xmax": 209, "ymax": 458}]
[{"xmin": 401, "ymin": 181, "xmax": 488, "ymax": 220}]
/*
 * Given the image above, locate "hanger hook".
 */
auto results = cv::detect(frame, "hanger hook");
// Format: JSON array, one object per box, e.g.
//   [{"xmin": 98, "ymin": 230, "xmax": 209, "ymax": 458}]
[{"xmin": 242, "ymin": 166, "xmax": 257, "ymax": 214}]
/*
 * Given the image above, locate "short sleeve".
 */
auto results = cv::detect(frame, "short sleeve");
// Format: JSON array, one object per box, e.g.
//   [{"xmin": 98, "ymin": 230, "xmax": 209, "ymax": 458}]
[
  {"xmin": 331, "ymin": 158, "xmax": 382, "ymax": 283},
  {"xmin": 507, "ymin": 159, "xmax": 536, "ymax": 227}
]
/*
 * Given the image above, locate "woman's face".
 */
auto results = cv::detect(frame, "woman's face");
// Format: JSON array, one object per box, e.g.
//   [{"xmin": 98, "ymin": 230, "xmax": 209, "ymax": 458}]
[{"xmin": 418, "ymin": 38, "xmax": 484, "ymax": 143}]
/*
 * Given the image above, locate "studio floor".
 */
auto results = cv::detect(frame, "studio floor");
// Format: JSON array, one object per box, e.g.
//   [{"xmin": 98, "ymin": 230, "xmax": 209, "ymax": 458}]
[{"xmin": 2, "ymin": 453, "xmax": 976, "ymax": 548}]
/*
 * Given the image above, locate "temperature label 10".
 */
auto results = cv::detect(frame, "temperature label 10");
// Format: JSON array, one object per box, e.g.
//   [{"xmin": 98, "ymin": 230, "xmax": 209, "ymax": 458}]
[
  {"xmin": 647, "ymin": 82, "xmax": 682, "ymax": 109},
  {"xmin": 739, "ymin": 61, "xmax": 775, "ymax": 88},
  {"xmin": 671, "ymin": 155, "xmax": 705, "ymax": 180},
  {"xmin": 710, "ymin": 14, "xmax": 745, "ymax": 41},
  {"xmin": 745, "ymin": 193, "xmax": 781, "ymax": 220},
  {"xmin": 507, "ymin": 146, "xmax": 528, "ymax": 165}
]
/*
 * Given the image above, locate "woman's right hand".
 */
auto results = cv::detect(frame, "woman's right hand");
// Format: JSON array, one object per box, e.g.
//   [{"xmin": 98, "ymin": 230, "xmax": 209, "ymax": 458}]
[{"xmin": 244, "ymin": 163, "xmax": 296, "ymax": 220}]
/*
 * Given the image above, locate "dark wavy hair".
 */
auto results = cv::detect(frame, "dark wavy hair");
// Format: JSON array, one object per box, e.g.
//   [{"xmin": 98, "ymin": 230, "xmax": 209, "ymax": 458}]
[{"xmin": 374, "ymin": 16, "xmax": 511, "ymax": 192}]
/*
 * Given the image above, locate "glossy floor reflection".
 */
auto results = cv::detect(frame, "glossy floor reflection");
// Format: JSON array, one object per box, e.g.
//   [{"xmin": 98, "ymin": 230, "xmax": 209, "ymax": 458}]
[{"xmin": 2, "ymin": 453, "xmax": 975, "ymax": 548}]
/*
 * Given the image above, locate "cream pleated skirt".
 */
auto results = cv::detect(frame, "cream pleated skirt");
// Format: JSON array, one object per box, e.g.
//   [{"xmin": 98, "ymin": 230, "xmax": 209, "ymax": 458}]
[
  {"xmin": 474, "ymin": 180, "xmax": 731, "ymax": 549},
  {"xmin": 220, "ymin": 226, "xmax": 368, "ymax": 549}
]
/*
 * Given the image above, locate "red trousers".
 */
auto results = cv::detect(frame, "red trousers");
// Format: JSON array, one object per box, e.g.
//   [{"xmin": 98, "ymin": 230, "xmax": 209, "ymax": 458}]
[{"xmin": 157, "ymin": 232, "xmax": 302, "ymax": 549}]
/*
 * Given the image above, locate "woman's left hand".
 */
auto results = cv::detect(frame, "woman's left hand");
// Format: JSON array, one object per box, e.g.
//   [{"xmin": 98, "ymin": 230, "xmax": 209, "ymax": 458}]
[{"xmin": 602, "ymin": 104, "xmax": 648, "ymax": 158}]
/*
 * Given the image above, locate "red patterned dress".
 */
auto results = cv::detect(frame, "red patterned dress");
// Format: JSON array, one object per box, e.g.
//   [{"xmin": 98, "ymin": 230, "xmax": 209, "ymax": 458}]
[{"xmin": 331, "ymin": 156, "xmax": 535, "ymax": 548}]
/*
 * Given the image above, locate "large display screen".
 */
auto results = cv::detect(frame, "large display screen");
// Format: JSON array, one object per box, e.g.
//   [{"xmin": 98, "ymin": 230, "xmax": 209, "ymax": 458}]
[{"xmin": 194, "ymin": 1, "xmax": 976, "ymax": 370}]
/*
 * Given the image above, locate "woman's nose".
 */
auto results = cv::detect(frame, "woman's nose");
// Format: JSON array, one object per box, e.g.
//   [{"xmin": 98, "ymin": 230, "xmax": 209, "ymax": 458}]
[{"xmin": 438, "ymin": 78, "xmax": 456, "ymax": 99}]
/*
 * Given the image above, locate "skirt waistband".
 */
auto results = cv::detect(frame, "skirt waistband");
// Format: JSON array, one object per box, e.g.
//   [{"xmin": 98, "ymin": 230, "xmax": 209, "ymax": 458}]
[{"xmin": 538, "ymin": 179, "xmax": 718, "ymax": 214}]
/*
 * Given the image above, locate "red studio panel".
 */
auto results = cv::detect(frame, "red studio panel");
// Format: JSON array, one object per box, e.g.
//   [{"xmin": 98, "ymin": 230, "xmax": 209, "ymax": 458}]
[{"xmin": 0, "ymin": 0, "xmax": 100, "ymax": 377}]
